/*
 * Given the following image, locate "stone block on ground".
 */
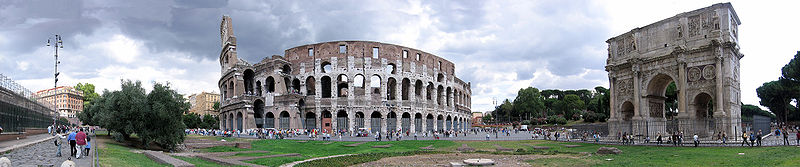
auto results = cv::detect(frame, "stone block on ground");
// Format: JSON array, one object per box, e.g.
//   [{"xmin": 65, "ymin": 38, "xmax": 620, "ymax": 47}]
[
  {"xmin": 321, "ymin": 142, "xmax": 334, "ymax": 145},
  {"xmin": 143, "ymin": 151, "xmax": 195, "ymax": 167},
  {"xmin": 296, "ymin": 140, "xmax": 308, "ymax": 143},
  {"xmin": 596, "ymin": 147, "xmax": 622, "ymax": 155},
  {"xmin": 463, "ymin": 159, "xmax": 495, "ymax": 166},
  {"xmin": 449, "ymin": 162, "xmax": 466, "ymax": 167}
]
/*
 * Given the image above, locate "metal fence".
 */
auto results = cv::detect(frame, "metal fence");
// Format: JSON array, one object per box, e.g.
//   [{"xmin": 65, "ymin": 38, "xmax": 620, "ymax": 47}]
[
  {"xmin": 609, "ymin": 118, "xmax": 738, "ymax": 138},
  {"xmin": 0, "ymin": 100, "xmax": 57, "ymax": 132}
]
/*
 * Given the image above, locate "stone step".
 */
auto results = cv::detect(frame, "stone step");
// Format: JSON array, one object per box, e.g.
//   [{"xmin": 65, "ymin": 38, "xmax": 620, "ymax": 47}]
[{"xmin": 143, "ymin": 151, "xmax": 195, "ymax": 167}]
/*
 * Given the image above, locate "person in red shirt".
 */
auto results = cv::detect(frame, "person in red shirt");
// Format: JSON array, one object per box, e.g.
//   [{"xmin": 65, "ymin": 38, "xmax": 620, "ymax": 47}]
[{"xmin": 75, "ymin": 128, "xmax": 87, "ymax": 159}]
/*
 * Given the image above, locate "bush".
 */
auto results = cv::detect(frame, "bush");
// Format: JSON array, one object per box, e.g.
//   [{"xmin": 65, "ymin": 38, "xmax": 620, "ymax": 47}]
[{"xmin": 547, "ymin": 115, "xmax": 567, "ymax": 125}]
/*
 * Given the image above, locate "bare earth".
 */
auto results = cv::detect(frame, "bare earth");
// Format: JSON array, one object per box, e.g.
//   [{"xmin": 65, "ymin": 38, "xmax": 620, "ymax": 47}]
[{"xmin": 354, "ymin": 153, "xmax": 575, "ymax": 167}]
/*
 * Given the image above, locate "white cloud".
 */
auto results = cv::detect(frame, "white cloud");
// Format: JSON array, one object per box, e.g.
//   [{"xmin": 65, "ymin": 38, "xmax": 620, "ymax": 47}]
[{"xmin": 16, "ymin": 61, "xmax": 29, "ymax": 71}]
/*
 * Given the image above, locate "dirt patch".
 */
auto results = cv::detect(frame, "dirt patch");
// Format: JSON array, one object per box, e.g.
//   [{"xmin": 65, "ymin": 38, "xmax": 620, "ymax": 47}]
[{"xmin": 354, "ymin": 153, "xmax": 574, "ymax": 167}]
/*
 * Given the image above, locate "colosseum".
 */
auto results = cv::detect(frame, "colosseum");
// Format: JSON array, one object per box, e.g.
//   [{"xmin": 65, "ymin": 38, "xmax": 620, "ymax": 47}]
[{"xmin": 217, "ymin": 16, "xmax": 473, "ymax": 134}]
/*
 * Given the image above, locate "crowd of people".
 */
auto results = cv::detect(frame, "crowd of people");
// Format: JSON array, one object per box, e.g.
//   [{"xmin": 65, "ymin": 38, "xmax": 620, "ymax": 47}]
[{"xmin": 49, "ymin": 125, "xmax": 93, "ymax": 159}]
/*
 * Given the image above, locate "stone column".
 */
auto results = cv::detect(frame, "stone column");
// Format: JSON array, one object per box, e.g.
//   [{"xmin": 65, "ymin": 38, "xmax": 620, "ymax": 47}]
[
  {"xmin": 381, "ymin": 114, "xmax": 388, "ymax": 133},
  {"xmin": 609, "ymin": 74, "xmax": 616, "ymax": 119},
  {"xmin": 678, "ymin": 58, "xmax": 688, "ymax": 118},
  {"xmin": 715, "ymin": 57, "xmax": 725, "ymax": 116},
  {"xmin": 349, "ymin": 112, "xmax": 355, "ymax": 134},
  {"xmin": 632, "ymin": 64, "xmax": 641, "ymax": 118}
]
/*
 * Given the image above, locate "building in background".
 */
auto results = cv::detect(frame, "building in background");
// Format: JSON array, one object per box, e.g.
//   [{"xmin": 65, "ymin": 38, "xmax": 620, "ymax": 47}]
[
  {"xmin": 187, "ymin": 92, "xmax": 221, "ymax": 115},
  {"xmin": 472, "ymin": 112, "xmax": 484, "ymax": 125},
  {"xmin": 33, "ymin": 86, "xmax": 83, "ymax": 118}
]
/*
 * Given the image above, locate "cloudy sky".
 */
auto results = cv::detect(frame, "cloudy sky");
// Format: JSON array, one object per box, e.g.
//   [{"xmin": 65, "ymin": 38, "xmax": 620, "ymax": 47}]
[{"xmin": 1, "ymin": 0, "xmax": 798, "ymax": 112}]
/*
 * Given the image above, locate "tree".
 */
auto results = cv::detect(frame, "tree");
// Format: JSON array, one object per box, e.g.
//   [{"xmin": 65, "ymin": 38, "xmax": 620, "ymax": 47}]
[
  {"xmin": 741, "ymin": 103, "xmax": 775, "ymax": 121},
  {"xmin": 563, "ymin": 94, "xmax": 585, "ymax": 120},
  {"xmin": 482, "ymin": 113, "xmax": 493, "ymax": 124},
  {"xmin": 513, "ymin": 87, "xmax": 545, "ymax": 120},
  {"xmin": 140, "ymin": 82, "xmax": 189, "ymax": 150},
  {"xmin": 213, "ymin": 101, "xmax": 220, "ymax": 111},
  {"xmin": 76, "ymin": 83, "xmax": 101, "ymax": 126},
  {"xmin": 756, "ymin": 80, "xmax": 798, "ymax": 123},
  {"xmin": 201, "ymin": 114, "xmax": 219, "ymax": 129},
  {"xmin": 183, "ymin": 113, "xmax": 202, "ymax": 129}
]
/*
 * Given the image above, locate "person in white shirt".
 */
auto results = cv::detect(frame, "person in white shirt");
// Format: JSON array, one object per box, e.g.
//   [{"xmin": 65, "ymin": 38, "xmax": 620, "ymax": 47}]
[{"xmin": 693, "ymin": 134, "xmax": 699, "ymax": 147}]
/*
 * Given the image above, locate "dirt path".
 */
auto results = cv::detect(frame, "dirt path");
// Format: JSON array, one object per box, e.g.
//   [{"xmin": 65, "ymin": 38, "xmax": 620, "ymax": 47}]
[{"xmin": 354, "ymin": 153, "xmax": 575, "ymax": 167}]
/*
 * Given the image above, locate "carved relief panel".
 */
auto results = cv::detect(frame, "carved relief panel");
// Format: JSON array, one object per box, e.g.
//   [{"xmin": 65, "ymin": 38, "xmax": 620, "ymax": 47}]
[{"xmin": 649, "ymin": 101, "xmax": 663, "ymax": 118}]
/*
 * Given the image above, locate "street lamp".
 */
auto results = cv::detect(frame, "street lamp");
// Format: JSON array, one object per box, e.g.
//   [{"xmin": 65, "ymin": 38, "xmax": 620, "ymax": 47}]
[{"xmin": 47, "ymin": 35, "xmax": 63, "ymax": 125}]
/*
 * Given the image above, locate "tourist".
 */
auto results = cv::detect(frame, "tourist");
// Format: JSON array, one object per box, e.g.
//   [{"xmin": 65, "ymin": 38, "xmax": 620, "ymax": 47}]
[
  {"xmin": 486, "ymin": 133, "xmax": 490, "ymax": 141},
  {"xmin": 48, "ymin": 125, "xmax": 52, "ymax": 136},
  {"xmin": 0, "ymin": 125, "xmax": 3, "ymax": 134},
  {"xmin": 749, "ymin": 132, "xmax": 756, "ymax": 147},
  {"xmin": 679, "ymin": 131, "xmax": 684, "ymax": 146},
  {"xmin": 756, "ymin": 130, "xmax": 762, "ymax": 146},
  {"xmin": 414, "ymin": 133, "xmax": 418, "ymax": 140},
  {"xmin": 645, "ymin": 136, "xmax": 651, "ymax": 143},
  {"xmin": 741, "ymin": 131, "xmax": 749, "ymax": 146},
  {"xmin": 693, "ymin": 133, "xmax": 699, "ymax": 147},
  {"xmin": 84, "ymin": 136, "xmax": 91, "ymax": 156},
  {"xmin": 783, "ymin": 128, "xmax": 789, "ymax": 145},
  {"xmin": 656, "ymin": 132, "xmax": 663, "ymax": 145},
  {"xmin": 76, "ymin": 128, "xmax": 87, "ymax": 159},
  {"xmin": 796, "ymin": 130, "xmax": 800, "ymax": 146},
  {"xmin": 67, "ymin": 129, "xmax": 77, "ymax": 157},
  {"xmin": 722, "ymin": 132, "xmax": 727, "ymax": 144},
  {"xmin": 55, "ymin": 133, "xmax": 66, "ymax": 157}
]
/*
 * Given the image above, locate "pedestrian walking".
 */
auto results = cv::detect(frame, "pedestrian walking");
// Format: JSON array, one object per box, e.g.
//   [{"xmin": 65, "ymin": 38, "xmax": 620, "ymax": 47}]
[
  {"xmin": 749, "ymin": 132, "xmax": 756, "ymax": 147},
  {"xmin": 55, "ymin": 133, "xmax": 66, "ymax": 157},
  {"xmin": 741, "ymin": 132, "xmax": 748, "ymax": 146},
  {"xmin": 722, "ymin": 132, "xmax": 727, "ymax": 144},
  {"xmin": 693, "ymin": 134, "xmax": 699, "ymax": 147},
  {"xmin": 84, "ymin": 136, "xmax": 91, "ymax": 156},
  {"xmin": 657, "ymin": 132, "xmax": 663, "ymax": 145},
  {"xmin": 783, "ymin": 129, "xmax": 789, "ymax": 146},
  {"xmin": 67, "ymin": 129, "xmax": 77, "ymax": 157},
  {"xmin": 75, "ymin": 128, "xmax": 87, "ymax": 159},
  {"xmin": 756, "ymin": 130, "xmax": 762, "ymax": 147}
]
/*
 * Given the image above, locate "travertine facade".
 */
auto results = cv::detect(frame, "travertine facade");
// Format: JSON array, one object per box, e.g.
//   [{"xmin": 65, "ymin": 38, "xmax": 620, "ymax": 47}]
[
  {"xmin": 606, "ymin": 3, "xmax": 742, "ymax": 138},
  {"xmin": 217, "ymin": 16, "xmax": 472, "ymax": 133}
]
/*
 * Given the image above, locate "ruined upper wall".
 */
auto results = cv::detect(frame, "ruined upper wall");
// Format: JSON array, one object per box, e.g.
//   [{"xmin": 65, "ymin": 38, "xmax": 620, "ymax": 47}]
[{"xmin": 606, "ymin": 3, "xmax": 741, "ymax": 66}]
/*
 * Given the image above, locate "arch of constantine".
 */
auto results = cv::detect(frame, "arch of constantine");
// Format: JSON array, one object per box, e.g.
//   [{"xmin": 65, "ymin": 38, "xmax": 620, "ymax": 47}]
[{"xmin": 606, "ymin": 3, "xmax": 743, "ymax": 138}]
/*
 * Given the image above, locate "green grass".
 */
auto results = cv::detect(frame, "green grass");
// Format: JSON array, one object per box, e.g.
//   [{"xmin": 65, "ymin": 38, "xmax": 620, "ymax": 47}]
[
  {"xmin": 173, "ymin": 156, "xmax": 245, "ymax": 167},
  {"xmin": 295, "ymin": 151, "xmax": 444, "ymax": 167},
  {"xmin": 99, "ymin": 142, "xmax": 167, "ymax": 167},
  {"xmin": 528, "ymin": 157, "xmax": 599, "ymax": 167},
  {"xmin": 202, "ymin": 139, "xmax": 456, "ymax": 166}
]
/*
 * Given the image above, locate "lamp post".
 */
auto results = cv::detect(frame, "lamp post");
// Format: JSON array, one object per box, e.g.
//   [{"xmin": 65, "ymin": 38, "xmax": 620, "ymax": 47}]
[{"xmin": 47, "ymin": 35, "xmax": 63, "ymax": 125}]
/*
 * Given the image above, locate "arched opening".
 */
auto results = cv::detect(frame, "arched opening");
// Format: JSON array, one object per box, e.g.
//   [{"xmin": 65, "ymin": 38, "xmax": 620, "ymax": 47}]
[
  {"xmin": 402, "ymin": 78, "xmax": 410, "ymax": 100},
  {"xmin": 228, "ymin": 113, "xmax": 234, "ymax": 130},
  {"xmin": 337, "ymin": 74, "xmax": 349, "ymax": 97},
  {"xmin": 222, "ymin": 85, "xmax": 228, "ymax": 99},
  {"xmin": 621, "ymin": 101, "xmax": 634, "ymax": 121},
  {"xmin": 305, "ymin": 112, "xmax": 316, "ymax": 130},
  {"xmin": 255, "ymin": 81, "xmax": 262, "ymax": 96},
  {"xmin": 236, "ymin": 112, "xmax": 243, "ymax": 131},
  {"xmin": 355, "ymin": 112, "xmax": 365, "ymax": 129},
  {"xmin": 321, "ymin": 76, "xmax": 332, "ymax": 98},
  {"xmin": 244, "ymin": 69, "xmax": 255, "ymax": 95},
  {"xmin": 282, "ymin": 64, "xmax": 292, "ymax": 74},
  {"xmin": 306, "ymin": 76, "xmax": 316, "ymax": 95},
  {"xmin": 446, "ymin": 87, "xmax": 452, "ymax": 106},
  {"xmin": 415, "ymin": 80, "xmax": 423, "ymax": 99},
  {"xmin": 228, "ymin": 81, "xmax": 235, "ymax": 98},
  {"xmin": 401, "ymin": 112, "xmax": 411, "ymax": 132},
  {"xmin": 385, "ymin": 63, "xmax": 396, "ymax": 74},
  {"xmin": 337, "ymin": 110, "xmax": 348, "ymax": 132},
  {"xmin": 645, "ymin": 74, "xmax": 675, "ymax": 119},
  {"xmin": 254, "ymin": 100, "xmax": 264, "ymax": 128},
  {"xmin": 436, "ymin": 115, "xmax": 444, "ymax": 131},
  {"xmin": 693, "ymin": 93, "xmax": 714, "ymax": 119},
  {"xmin": 266, "ymin": 76, "xmax": 275, "ymax": 93},
  {"xmin": 370, "ymin": 75, "xmax": 381, "ymax": 99},
  {"xmin": 387, "ymin": 78, "xmax": 397, "ymax": 100},
  {"xmin": 426, "ymin": 114, "xmax": 434, "ymax": 132},
  {"xmin": 265, "ymin": 112, "xmax": 275, "ymax": 128},
  {"xmin": 371, "ymin": 111, "xmax": 382, "ymax": 133},
  {"xmin": 322, "ymin": 110, "xmax": 333, "ymax": 132},
  {"xmin": 280, "ymin": 111, "xmax": 290, "ymax": 129},
  {"xmin": 321, "ymin": 62, "xmax": 332, "ymax": 73},
  {"xmin": 426, "ymin": 82, "xmax": 434, "ymax": 101},
  {"xmin": 446, "ymin": 115, "xmax": 452, "ymax": 130},
  {"xmin": 284, "ymin": 77, "xmax": 291, "ymax": 94},
  {"xmin": 437, "ymin": 73, "xmax": 444, "ymax": 82},
  {"xmin": 437, "ymin": 85, "xmax": 444, "ymax": 105},
  {"xmin": 354, "ymin": 74, "xmax": 365, "ymax": 96},
  {"xmin": 387, "ymin": 112, "xmax": 397, "ymax": 132},
  {"xmin": 414, "ymin": 113, "xmax": 423, "ymax": 132},
  {"xmin": 292, "ymin": 79, "xmax": 301, "ymax": 94}
]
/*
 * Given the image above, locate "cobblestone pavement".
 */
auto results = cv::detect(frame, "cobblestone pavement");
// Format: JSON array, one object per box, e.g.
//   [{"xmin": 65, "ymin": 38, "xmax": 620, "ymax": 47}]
[{"xmin": 0, "ymin": 133, "xmax": 94, "ymax": 167}]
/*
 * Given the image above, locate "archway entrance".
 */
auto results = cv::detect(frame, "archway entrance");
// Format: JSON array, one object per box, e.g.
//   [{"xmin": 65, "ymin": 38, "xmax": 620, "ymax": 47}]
[
  {"xmin": 236, "ymin": 112, "xmax": 243, "ymax": 131},
  {"xmin": 371, "ymin": 112, "xmax": 382, "ymax": 133},
  {"xmin": 645, "ymin": 74, "xmax": 675, "ymax": 119},
  {"xmin": 401, "ymin": 112, "xmax": 411, "ymax": 133},
  {"xmin": 265, "ymin": 112, "xmax": 275, "ymax": 128},
  {"xmin": 336, "ymin": 110, "xmax": 348, "ymax": 132},
  {"xmin": 355, "ymin": 112, "xmax": 365, "ymax": 129},
  {"xmin": 254, "ymin": 100, "xmax": 264, "ymax": 128},
  {"xmin": 322, "ymin": 110, "xmax": 333, "ymax": 132},
  {"xmin": 414, "ymin": 113, "xmax": 423, "ymax": 132},
  {"xmin": 305, "ymin": 112, "xmax": 316, "ymax": 130},
  {"xmin": 693, "ymin": 93, "xmax": 714, "ymax": 137},
  {"xmin": 387, "ymin": 112, "xmax": 397, "ymax": 132},
  {"xmin": 280, "ymin": 111, "xmax": 290, "ymax": 129},
  {"xmin": 426, "ymin": 114, "xmax": 434, "ymax": 132}
]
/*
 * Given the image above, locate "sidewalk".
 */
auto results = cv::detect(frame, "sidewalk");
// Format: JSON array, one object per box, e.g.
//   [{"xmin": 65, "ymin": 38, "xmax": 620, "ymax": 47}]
[{"xmin": 0, "ymin": 133, "xmax": 55, "ymax": 153}]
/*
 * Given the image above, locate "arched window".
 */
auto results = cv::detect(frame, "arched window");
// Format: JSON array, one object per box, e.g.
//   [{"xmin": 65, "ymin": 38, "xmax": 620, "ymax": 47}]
[{"xmin": 321, "ymin": 62, "xmax": 332, "ymax": 73}]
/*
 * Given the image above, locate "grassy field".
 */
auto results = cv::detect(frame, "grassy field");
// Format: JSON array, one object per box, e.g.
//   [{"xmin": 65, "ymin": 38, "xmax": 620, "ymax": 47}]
[{"xmin": 97, "ymin": 134, "xmax": 800, "ymax": 167}]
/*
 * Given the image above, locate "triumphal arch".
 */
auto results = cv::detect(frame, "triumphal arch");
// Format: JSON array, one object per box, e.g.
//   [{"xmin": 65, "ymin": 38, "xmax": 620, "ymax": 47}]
[{"xmin": 606, "ymin": 3, "xmax": 743, "ymax": 138}]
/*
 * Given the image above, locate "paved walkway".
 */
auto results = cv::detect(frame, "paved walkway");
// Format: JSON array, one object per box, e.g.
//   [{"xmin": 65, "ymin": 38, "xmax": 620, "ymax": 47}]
[{"xmin": 0, "ymin": 133, "xmax": 94, "ymax": 167}]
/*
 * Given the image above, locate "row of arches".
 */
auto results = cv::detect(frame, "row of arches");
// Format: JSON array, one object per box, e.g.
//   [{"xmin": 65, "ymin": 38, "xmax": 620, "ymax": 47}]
[
  {"xmin": 231, "ymin": 104, "xmax": 471, "ymax": 133},
  {"xmin": 252, "ymin": 74, "xmax": 470, "ymax": 106}
]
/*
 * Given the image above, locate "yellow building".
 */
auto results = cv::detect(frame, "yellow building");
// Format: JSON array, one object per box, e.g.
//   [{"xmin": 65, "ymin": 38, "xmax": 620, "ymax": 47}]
[
  {"xmin": 187, "ymin": 92, "xmax": 221, "ymax": 115},
  {"xmin": 33, "ymin": 86, "xmax": 83, "ymax": 118}
]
